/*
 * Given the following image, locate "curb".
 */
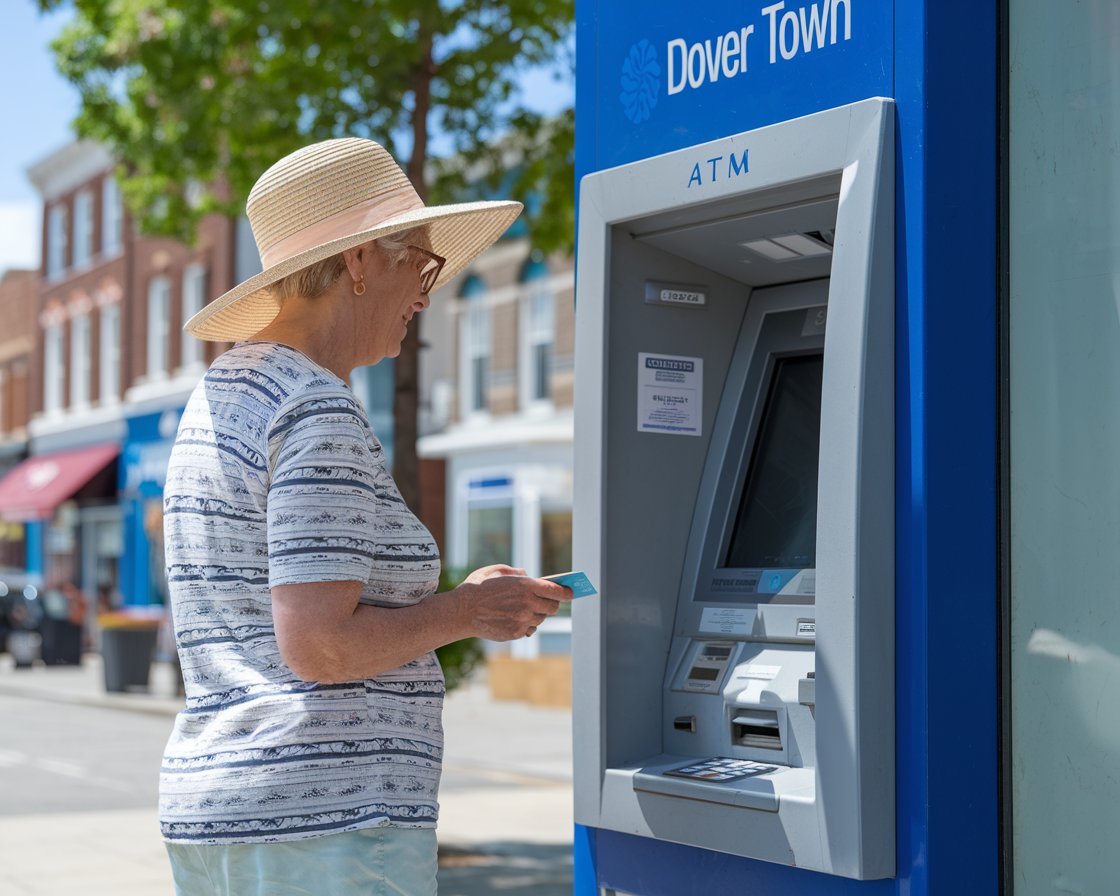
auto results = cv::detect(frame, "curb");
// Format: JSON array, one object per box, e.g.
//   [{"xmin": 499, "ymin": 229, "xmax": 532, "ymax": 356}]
[{"xmin": 0, "ymin": 677, "xmax": 184, "ymax": 717}]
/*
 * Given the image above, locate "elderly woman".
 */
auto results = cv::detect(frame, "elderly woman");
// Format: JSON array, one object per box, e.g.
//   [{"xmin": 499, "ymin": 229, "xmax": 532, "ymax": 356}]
[{"xmin": 159, "ymin": 138, "xmax": 570, "ymax": 895}]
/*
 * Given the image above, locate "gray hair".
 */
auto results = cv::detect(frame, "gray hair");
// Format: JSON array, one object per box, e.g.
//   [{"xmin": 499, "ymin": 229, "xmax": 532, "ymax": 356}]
[{"xmin": 270, "ymin": 227, "xmax": 425, "ymax": 302}]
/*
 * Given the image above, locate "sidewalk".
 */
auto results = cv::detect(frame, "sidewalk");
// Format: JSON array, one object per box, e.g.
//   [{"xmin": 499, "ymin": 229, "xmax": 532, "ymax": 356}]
[{"xmin": 0, "ymin": 655, "xmax": 575, "ymax": 895}]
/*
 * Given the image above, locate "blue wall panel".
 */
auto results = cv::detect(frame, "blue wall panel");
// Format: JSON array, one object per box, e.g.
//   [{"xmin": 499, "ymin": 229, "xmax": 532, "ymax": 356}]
[
  {"xmin": 25, "ymin": 521, "xmax": 44, "ymax": 577},
  {"xmin": 894, "ymin": 0, "xmax": 1000, "ymax": 891}
]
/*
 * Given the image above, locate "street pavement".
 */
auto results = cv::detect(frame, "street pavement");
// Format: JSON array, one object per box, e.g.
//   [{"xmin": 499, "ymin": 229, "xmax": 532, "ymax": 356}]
[{"xmin": 0, "ymin": 654, "xmax": 574, "ymax": 895}]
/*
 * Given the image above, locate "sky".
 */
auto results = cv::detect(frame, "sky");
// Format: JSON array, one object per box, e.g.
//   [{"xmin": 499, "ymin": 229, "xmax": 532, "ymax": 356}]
[
  {"xmin": 0, "ymin": 4, "xmax": 80, "ymax": 275},
  {"xmin": 0, "ymin": 6, "xmax": 574, "ymax": 278}
]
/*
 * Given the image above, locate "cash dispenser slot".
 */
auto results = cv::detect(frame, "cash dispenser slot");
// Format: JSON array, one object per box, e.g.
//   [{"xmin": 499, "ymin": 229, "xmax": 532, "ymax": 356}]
[{"xmin": 731, "ymin": 709, "xmax": 782, "ymax": 750}]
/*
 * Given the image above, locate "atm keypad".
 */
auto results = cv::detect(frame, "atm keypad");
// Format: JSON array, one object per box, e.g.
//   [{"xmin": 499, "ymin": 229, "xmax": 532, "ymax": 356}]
[{"xmin": 664, "ymin": 757, "xmax": 779, "ymax": 782}]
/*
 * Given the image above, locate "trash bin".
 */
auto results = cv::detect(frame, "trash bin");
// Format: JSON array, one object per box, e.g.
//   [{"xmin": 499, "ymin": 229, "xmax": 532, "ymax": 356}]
[
  {"xmin": 39, "ymin": 617, "xmax": 83, "ymax": 665},
  {"xmin": 39, "ymin": 587, "xmax": 83, "ymax": 665},
  {"xmin": 98, "ymin": 610, "xmax": 163, "ymax": 692}
]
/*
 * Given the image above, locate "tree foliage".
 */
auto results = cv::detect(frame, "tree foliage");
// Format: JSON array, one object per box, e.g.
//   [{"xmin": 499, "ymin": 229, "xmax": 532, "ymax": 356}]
[
  {"xmin": 37, "ymin": 0, "xmax": 575, "ymax": 507},
  {"xmin": 39, "ymin": 0, "xmax": 574, "ymax": 248}
]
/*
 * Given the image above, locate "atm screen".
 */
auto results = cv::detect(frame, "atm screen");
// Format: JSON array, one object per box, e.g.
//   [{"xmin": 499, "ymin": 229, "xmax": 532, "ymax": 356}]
[{"xmin": 724, "ymin": 353, "xmax": 824, "ymax": 570}]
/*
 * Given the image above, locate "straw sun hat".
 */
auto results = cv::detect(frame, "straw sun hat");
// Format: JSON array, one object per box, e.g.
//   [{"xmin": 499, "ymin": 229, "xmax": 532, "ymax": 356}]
[{"xmin": 185, "ymin": 137, "xmax": 523, "ymax": 341}]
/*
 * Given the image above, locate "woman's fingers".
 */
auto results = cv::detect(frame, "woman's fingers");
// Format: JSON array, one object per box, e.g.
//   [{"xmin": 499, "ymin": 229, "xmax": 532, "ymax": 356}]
[{"xmin": 458, "ymin": 573, "xmax": 572, "ymax": 641}]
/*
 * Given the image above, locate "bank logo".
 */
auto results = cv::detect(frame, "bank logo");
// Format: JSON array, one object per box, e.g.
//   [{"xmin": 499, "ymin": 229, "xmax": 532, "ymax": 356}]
[{"xmin": 620, "ymin": 39, "xmax": 660, "ymax": 123}]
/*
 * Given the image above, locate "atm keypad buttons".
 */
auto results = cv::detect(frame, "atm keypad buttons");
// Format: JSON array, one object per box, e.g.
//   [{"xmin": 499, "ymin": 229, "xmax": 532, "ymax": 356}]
[{"xmin": 664, "ymin": 757, "xmax": 779, "ymax": 782}]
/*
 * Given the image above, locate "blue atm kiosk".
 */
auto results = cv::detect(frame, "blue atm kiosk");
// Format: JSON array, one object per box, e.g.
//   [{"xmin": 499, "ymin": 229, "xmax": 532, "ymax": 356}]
[{"xmin": 573, "ymin": 2, "xmax": 999, "ymax": 894}]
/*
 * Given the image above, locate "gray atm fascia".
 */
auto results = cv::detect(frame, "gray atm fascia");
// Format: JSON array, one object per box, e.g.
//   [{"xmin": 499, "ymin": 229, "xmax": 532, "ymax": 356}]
[{"xmin": 572, "ymin": 98, "xmax": 895, "ymax": 879}]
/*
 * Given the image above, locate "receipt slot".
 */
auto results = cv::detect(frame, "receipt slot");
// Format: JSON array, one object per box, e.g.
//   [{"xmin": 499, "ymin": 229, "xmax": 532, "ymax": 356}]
[{"xmin": 572, "ymin": 99, "xmax": 894, "ymax": 879}]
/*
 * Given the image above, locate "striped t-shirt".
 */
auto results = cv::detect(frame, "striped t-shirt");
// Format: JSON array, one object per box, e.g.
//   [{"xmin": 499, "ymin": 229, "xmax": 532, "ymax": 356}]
[{"xmin": 158, "ymin": 342, "xmax": 443, "ymax": 845}]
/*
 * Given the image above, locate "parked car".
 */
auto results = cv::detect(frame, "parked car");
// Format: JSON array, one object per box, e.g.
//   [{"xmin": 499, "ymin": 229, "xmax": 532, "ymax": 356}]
[
  {"xmin": 0, "ymin": 569, "xmax": 45, "ymax": 667},
  {"xmin": 0, "ymin": 570, "xmax": 83, "ymax": 667}
]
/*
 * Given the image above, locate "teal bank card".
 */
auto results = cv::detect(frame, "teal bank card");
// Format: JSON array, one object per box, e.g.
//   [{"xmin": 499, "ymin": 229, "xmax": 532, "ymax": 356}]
[{"xmin": 543, "ymin": 571, "xmax": 598, "ymax": 598}]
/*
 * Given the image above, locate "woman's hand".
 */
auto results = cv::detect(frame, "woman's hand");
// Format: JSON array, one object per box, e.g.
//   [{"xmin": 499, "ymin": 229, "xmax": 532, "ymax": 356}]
[{"xmin": 451, "ymin": 567, "xmax": 572, "ymax": 641}]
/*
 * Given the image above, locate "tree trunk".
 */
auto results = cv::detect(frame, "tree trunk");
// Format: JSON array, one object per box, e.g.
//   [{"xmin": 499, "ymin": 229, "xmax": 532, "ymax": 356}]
[{"xmin": 393, "ymin": 23, "xmax": 435, "ymax": 512}]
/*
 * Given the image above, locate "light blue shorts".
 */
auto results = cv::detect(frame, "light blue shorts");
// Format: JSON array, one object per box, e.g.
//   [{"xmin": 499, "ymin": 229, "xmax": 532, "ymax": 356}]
[{"xmin": 166, "ymin": 826, "xmax": 438, "ymax": 896}]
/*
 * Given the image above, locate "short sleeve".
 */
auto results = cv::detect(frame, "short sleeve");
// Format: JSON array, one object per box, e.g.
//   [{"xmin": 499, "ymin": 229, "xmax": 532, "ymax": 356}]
[{"xmin": 266, "ymin": 393, "xmax": 379, "ymax": 588}]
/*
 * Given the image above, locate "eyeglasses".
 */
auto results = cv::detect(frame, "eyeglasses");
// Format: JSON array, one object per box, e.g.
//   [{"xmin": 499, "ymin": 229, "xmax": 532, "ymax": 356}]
[{"xmin": 408, "ymin": 246, "xmax": 446, "ymax": 295}]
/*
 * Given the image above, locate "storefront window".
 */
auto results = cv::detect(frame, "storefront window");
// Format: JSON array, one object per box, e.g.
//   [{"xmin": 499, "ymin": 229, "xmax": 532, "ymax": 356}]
[
  {"xmin": 540, "ymin": 509, "xmax": 572, "ymax": 576},
  {"xmin": 144, "ymin": 499, "xmax": 167, "ymax": 606},
  {"xmin": 1009, "ymin": 1, "xmax": 1120, "ymax": 890},
  {"xmin": 467, "ymin": 505, "xmax": 512, "ymax": 569},
  {"xmin": 541, "ymin": 508, "xmax": 572, "ymax": 617}
]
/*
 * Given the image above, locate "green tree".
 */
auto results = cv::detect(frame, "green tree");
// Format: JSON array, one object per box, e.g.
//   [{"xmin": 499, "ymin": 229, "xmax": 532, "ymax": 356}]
[{"xmin": 37, "ymin": 0, "xmax": 575, "ymax": 508}]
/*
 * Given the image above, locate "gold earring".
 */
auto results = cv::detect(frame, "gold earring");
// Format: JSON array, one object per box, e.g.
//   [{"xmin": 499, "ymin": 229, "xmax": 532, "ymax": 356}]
[{"xmin": 353, "ymin": 277, "xmax": 366, "ymax": 296}]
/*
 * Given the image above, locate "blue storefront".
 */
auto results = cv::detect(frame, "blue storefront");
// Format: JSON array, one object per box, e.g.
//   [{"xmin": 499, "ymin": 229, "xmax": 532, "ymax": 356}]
[{"xmin": 118, "ymin": 408, "xmax": 181, "ymax": 609}]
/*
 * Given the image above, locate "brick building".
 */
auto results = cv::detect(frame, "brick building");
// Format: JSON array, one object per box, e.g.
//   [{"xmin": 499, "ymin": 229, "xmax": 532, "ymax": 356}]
[
  {"xmin": 0, "ymin": 139, "xmax": 241, "ymax": 616},
  {"xmin": 6, "ymin": 139, "xmax": 444, "ymax": 625},
  {"xmin": 0, "ymin": 269, "xmax": 39, "ymax": 567}
]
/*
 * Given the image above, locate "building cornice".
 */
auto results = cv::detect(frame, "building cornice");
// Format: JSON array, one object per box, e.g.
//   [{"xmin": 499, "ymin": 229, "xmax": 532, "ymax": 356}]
[
  {"xmin": 418, "ymin": 410, "xmax": 573, "ymax": 458},
  {"xmin": 27, "ymin": 140, "xmax": 114, "ymax": 202},
  {"xmin": 122, "ymin": 369, "xmax": 202, "ymax": 417},
  {"xmin": 0, "ymin": 337, "xmax": 35, "ymax": 366},
  {"xmin": 28, "ymin": 402, "xmax": 128, "ymax": 454}
]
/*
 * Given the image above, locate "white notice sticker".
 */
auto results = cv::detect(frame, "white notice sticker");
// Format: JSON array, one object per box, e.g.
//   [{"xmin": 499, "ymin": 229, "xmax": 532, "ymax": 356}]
[
  {"xmin": 700, "ymin": 607, "xmax": 752, "ymax": 635},
  {"xmin": 638, "ymin": 353, "xmax": 703, "ymax": 437},
  {"xmin": 739, "ymin": 664, "xmax": 780, "ymax": 680}
]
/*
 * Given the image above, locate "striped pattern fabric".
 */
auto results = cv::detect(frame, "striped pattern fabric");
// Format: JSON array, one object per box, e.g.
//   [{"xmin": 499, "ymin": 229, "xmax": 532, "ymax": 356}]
[{"xmin": 158, "ymin": 342, "xmax": 443, "ymax": 845}]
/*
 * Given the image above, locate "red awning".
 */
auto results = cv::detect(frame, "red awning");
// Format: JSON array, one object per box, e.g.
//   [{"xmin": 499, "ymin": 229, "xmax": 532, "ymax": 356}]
[{"xmin": 0, "ymin": 443, "xmax": 120, "ymax": 522}]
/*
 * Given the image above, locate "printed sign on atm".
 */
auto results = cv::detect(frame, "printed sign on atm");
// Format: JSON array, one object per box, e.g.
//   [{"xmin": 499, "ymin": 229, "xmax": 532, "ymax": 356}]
[{"xmin": 543, "ymin": 571, "xmax": 598, "ymax": 598}]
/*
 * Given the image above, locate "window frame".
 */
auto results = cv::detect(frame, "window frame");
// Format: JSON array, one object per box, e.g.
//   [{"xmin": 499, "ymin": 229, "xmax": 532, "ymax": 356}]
[
  {"xmin": 69, "ymin": 311, "xmax": 91, "ymax": 407},
  {"xmin": 72, "ymin": 190, "xmax": 93, "ymax": 269},
  {"xmin": 99, "ymin": 303, "xmax": 121, "ymax": 404},
  {"xmin": 146, "ymin": 275, "xmax": 171, "ymax": 379},
  {"xmin": 47, "ymin": 205, "xmax": 68, "ymax": 280},
  {"xmin": 458, "ymin": 277, "xmax": 491, "ymax": 419},
  {"xmin": 180, "ymin": 263, "xmax": 207, "ymax": 369},
  {"xmin": 43, "ymin": 323, "xmax": 64, "ymax": 413},
  {"xmin": 520, "ymin": 281, "xmax": 555, "ymax": 410},
  {"xmin": 101, "ymin": 175, "xmax": 123, "ymax": 257}
]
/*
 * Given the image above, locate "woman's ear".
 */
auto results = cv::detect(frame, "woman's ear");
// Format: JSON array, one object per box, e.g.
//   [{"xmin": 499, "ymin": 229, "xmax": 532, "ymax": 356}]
[{"xmin": 342, "ymin": 245, "xmax": 366, "ymax": 286}]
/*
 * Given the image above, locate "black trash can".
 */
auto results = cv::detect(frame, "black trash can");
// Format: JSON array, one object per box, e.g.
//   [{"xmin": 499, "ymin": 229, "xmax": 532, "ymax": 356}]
[
  {"xmin": 101, "ymin": 626, "xmax": 158, "ymax": 692},
  {"xmin": 40, "ymin": 618, "xmax": 83, "ymax": 665}
]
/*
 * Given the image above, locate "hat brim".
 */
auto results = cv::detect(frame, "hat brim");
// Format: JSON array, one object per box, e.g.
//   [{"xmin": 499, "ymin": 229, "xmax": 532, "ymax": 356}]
[{"xmin": 185, "ymin": 199, "xmax": 523, "ymax": 342}]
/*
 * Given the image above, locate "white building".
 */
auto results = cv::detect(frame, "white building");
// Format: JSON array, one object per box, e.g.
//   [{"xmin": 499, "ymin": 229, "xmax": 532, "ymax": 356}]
[{"xmin": 419, "ymin": 235, "xmax": 575, "ymax": 704}]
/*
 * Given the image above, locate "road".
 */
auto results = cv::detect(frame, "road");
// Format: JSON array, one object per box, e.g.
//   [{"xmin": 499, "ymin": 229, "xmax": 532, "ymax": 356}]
[{"xmin": 0, "ymin": 694, "xmax": 167, "ymax": 816}]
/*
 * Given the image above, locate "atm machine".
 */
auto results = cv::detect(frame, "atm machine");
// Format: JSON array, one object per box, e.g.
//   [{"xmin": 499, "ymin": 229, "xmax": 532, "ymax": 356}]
[{"xmin": 573, "ymin": 99, "xmax": 894, "ymax": 880}]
